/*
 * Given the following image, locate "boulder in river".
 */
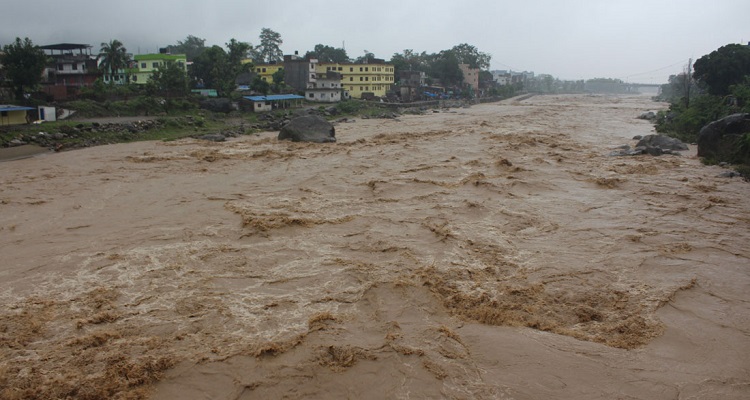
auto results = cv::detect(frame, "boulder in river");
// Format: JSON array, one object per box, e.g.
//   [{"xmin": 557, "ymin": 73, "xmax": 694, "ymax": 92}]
[{"xmin": 278, "ymin": 115, "xmax": 336, "ymax": 143}]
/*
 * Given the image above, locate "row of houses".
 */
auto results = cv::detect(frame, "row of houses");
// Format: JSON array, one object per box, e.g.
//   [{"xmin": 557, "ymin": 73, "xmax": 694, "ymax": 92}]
[
  {"xmin": 23, "ymin": 42, "xmax": 485, "ymax": 110},
  {"xmin": 39, "ymin": 43, "xmax": 188, "ymax": 100}
]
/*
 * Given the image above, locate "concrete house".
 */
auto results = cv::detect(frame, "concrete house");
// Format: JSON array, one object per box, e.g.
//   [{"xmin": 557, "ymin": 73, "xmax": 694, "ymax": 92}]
[
  {"xmin": 320, "ymin": 61, "xmax": 394, "ymax": 99},
  {"xmin": 40, "ymin": 43, "xmax": 99, "ymax": 99},
  {"xmin": 131, "ymin": 52, "xmax": 187, "ymax": 84},
  {"xmin": 305, "ymin": 71, "xmax": 343, "ymax": 103}
]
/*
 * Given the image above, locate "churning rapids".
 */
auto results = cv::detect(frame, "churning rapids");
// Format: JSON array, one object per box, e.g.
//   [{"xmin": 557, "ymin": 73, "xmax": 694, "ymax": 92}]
[{"xmin": 1, "ymin": 94, "xmax": 748, "ymax": 399}]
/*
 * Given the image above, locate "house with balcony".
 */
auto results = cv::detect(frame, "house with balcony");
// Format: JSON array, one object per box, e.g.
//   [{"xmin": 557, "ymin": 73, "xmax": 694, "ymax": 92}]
[
  {"xmin": 305, "ymin": 71, "xmax": 343, "ymax": 103},
  {"xmin": 319, "ymin": 61, "xmax": 394, "ymax": 99},
  {"xmin": 130, "ymin": 52, "xmax": 187, "ymax": 84},
  {"xmin": 40, "ymin": 43, "xmax": 99, "ymax": 99}
]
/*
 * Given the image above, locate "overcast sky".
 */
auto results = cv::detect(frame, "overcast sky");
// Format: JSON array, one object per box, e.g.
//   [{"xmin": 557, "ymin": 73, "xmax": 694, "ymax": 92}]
[{"xmin": 2, "ymin": 0, "xmax": 748, "ymax": 83}]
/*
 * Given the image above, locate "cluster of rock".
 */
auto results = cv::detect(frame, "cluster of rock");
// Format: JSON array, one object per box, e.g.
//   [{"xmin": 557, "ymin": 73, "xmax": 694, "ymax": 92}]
[
  {"xmin": 609, "ymin": 134, "xmax": 689, "ymax": 157},
  {"xmin": 2, "ymin": 120, "xmax": 165, "ymax": 150}
]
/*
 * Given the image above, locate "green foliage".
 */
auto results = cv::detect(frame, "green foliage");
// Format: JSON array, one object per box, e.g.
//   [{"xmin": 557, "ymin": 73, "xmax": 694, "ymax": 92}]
[
  {"xmin": 0, "ymin": 37, "xmax": 49, "ymax": 100},
  {"xmin": 257, "ymin": 28, "xmax": 284, "ymax": 63},
  {"xmin": 305, "ymin": 44, "xmax": 349, "ymax": 63},
  {"xmin": 655, "ymin": 44, "xmax": 750, "ymax": 175},
  {"xmin": 167, "ymin": 35, "xmax": 207, "ymax": 61},
  {"xmin": 251, "ymin": 76, "xmax": 270, "ymax": 95},
  {"xmin": 98, "ymin": 39, "xmax": 130, "ymax": 83},
  {"xmin": 191, "ymin": 40, "xmax": 250, "ymax": 96},
  {"xmin": 693, "ymin": 44, "xmax": 750, "ymax": 96},
  {"xmin": 450, "ymin": 43, "xmax": 491, "ymax": 70},
  {"xmin": 655, "ymin": 94, "xmax": 726, "ymax": 142},
  {"xmin": 146, "ymin": 61, "xmax": 188, "ymax": 97},
  {"xmin": 335, "ymin": 100, "xmax": 367, "ymax": 114}
]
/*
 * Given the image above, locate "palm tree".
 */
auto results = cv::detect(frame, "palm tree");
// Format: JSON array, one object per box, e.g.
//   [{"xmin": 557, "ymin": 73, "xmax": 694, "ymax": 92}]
[{"xmin": 98, "ymin": 39, "xmax": 129, "ymax": 84}]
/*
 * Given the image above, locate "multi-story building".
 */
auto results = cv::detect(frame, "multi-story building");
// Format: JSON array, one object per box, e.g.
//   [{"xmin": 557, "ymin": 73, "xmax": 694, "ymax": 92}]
[
  {"xmin": 459, "ymin": 63, "xmax": 479, "ymax": 97},
  {"xmin": 252, "ymin": 62, "xmax": 284, "ymax": 83},
  {"xmin": 283, "ymin": 54, "xmax": 317, "ymax": 93},
  {"xmin": 39, "ymin": 43, "xmax": 99, "ymax": 99},
  {"xmin": 130, "ymin": 52, "xmax": 187, "ymax": 84},
  {"xmin": 305, "ymin": 71, "xmax": 343, "ymax": 102},
  {"xmin": 318, "ymin": 61, "xmax": 394, "ymax": 99}
]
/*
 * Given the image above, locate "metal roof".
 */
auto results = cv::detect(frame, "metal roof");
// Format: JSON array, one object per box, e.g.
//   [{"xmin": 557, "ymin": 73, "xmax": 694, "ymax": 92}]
[
  {"xmin": 0, "ymin": 105, "xmax": 35, "ymax": 111},
  {"xmin": 243, "ymin": 94, "xmax": 305, "ymax": 102},
  {"xmin": 39, "ymin": 43, "xmax": 91, "ymax": 50}
]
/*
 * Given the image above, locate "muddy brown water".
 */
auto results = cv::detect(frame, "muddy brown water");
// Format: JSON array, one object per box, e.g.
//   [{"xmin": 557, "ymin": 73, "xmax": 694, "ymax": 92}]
[{"xmin": 1, "ymin": 94, "xmax": 748, "ymax": 399}]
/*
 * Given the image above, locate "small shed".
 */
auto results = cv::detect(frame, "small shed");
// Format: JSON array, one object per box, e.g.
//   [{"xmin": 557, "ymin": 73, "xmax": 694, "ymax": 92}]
[
  {"xmin": 0, "ymin": 105, "xmax": 35, "ymax": 126},
  {"xmin": 243, "ymin": 94, "xmax": 305, "ymax": 112}
]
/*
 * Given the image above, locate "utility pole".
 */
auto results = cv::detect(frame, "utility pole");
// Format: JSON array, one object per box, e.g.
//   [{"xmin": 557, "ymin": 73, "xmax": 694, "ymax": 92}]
[{"xmin": 684, "ymin": 58, "xmax": 692, "ymax": 108}]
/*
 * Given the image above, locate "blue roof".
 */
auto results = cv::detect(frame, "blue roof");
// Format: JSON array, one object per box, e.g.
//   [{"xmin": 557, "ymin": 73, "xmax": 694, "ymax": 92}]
[
  {"xmin": 0, "ymin": 105, "xmax": 35, "ymax": 111},
  {"xmin": 243, "ymin": 94, "xmax": 305, "ymax": 102}
]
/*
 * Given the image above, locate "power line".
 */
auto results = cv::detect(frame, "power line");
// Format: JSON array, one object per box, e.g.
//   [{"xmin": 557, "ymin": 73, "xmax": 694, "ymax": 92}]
[{"xmin": 619, "ymin": 59, "xmax": 689, "ymax": 80}]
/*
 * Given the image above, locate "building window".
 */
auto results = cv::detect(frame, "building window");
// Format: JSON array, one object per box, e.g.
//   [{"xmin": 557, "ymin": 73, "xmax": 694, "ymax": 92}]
[
  {"xmin": 152, "ymin": 62, "xmax": 159, "ymax": 68},
  {"xmin": 350, "ymin": 67, "xmax": 353, "ymax": 72},
  {"xmin": 57, "ymin": 64, "xmax": 64, "ymax": 70},
  {"xmin": 262, "ymin": 68, "xmax": 266, "ymax": 72},
  {"xmin": 72, "ymin": 63, "xmax": 78, "ymax": 70},
  {"xmin": 365, "ymin": 77, "xmax": 369, "ymax": 81},
  {"xmin": 338, "ymin": 67, "xmax": 342, "ymax": 71},
  {"xmin": 141, "ymin": 63, "xmax": 146, "ymax": 69},
  {"xmin": 349, "ymin": 77, "xmax": 353, "ymax": 81},
  {"xmin": 309, "ymin": 93, "xmax": 314, "ymax": 98}
]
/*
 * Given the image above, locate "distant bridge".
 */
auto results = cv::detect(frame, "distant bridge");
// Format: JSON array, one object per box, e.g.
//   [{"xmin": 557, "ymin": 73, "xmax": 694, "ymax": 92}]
[{"xmin": 624, "ymin": 83, "xmax": 661, "ymax": 94}]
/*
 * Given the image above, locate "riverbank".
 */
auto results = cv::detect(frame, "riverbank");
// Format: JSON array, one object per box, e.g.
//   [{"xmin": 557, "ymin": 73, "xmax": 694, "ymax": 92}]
[{"xmin": 1, "ymin": 93, "xmax": 748, "ymax": 399}]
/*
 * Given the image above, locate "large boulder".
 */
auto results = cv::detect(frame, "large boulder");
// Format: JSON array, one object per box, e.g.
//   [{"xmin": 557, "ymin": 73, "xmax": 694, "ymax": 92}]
[
  {"xmin": 278, "ymin": 115, "xmax": 336, "ymax": 143},
  {"xmin": 633, "ymin": 134, "xmax": 688, "ymax": 156},
  {"xmin": 697, "ymin": 113, "xmax": 750, "ymax": 160}
]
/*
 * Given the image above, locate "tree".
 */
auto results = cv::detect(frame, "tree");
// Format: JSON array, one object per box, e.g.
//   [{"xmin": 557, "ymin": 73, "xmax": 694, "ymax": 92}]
[
  {"xmin": 693, "ymin": 43, "xmax": 750, "ymax": 96},
  {"xmin": 450, "ymin": 43, "xmax": 491, "ymax": 70},
  {"xmin": 99, "ymin": 39, "xmax": 130, "ymax": 84},
  {"xmin": 256, "ymin": 28, "xmax": 284, "ymax": 63},
  {"xmin": 190, "ymin": 39, "xmax": 252, "ymax": 96},
  {"xmin": 146, "ymin": 61, "xmax": 188, "ymax": 97},
  {"xmin": 304, "ymin": 44, "xmax": 349, "ymax": 63},
  {"xmin": 354, "ymin": 51, "xmax": 376, "ymax": 64},
  {"xmin": 427, "ymin": 50, "xmax": 463, "ymax": 87},
  {"xmin": 168, "ymin": 35, "xmax": 207, "ymax": 61},
  {"xmin": 0, "ymin": 37, "xmax": 49, "ymax": 100}
]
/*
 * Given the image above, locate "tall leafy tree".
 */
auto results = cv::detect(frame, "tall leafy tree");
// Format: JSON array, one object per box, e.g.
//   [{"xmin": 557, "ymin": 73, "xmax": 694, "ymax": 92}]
[
  {"xmin": 304, "ymin": 44, "xmax": 349, "ymax": 63},
  {"xmin": 146, "ymin": 61, "xmax": 188, "ymax": 97},
  {"xmin": 693, "ymin": 43, "xmax": 750, "ymax": 96},
  {"xmin": 0, "ymin": 37, "xmax": 49, "ymax": 100},
  {"xmin": 450, "ymin": 43, "xmax": 491, "ymax": 70},
  {"xmin": 256, "ymin": 28, "xmax": 284, "ymax": 63},
  {"xmin": 428, "ymin": 50, "xmax": 463, "ymax": 87},
  {"xmin": 190, "ymin": 39, "xmax": 251, "ymax": 96},
  {"xmin": 168, "ymin": 35, "xmax": 207, "ymax": 61},
  {"xmin": 99, "ymin": 39, "xmax": 130, "ymax": 84}
]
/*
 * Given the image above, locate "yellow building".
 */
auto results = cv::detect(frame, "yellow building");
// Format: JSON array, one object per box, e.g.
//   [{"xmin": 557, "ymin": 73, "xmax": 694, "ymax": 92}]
[
  {"xmin": 317, "ymin": 62, "xmax": 394, "ymax": 99},
  {"xmin": 253, "ymin": 63, "xmax": 284, "ymax": 83}
]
